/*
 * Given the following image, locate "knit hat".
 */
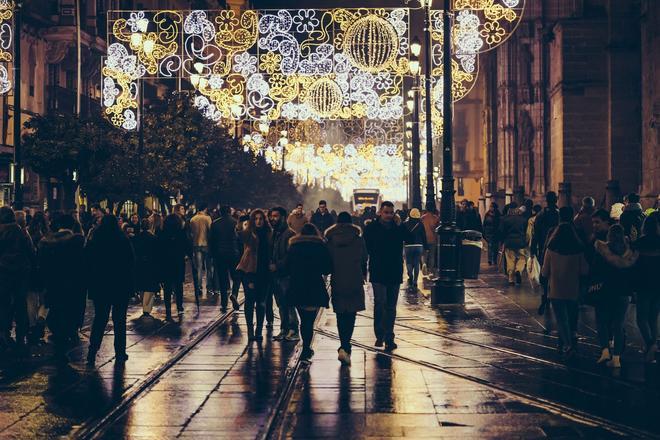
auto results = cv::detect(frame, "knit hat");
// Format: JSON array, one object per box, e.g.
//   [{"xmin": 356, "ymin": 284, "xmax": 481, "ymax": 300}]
[
  {"xmin": 610, "ymin": 203, "xmax": 624, "ymax": 221},
  {"xmin": 409, "ymin": 208, "xmax": 421, "ymax": 219}
]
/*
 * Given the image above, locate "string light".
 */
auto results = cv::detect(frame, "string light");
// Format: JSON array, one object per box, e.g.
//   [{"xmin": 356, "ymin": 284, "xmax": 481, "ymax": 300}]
[{"xmin": 0, "ymin": 0, "xmax": 14, "ymax": 95}]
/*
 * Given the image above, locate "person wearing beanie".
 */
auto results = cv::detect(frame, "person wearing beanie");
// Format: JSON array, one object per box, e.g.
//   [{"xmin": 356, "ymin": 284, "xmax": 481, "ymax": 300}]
[
  {"xmin": 403, "ymin": 208, "xmax": 427, "ymax": 290},
  {"xmin": 325, "ymin": 212, "xmax": 368, "ymax": 365}
]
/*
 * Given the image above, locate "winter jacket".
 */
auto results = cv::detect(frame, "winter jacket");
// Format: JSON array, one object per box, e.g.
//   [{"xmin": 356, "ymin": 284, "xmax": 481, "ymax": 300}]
[
  {"xmin": 541, "ymin": 249, "xmax": 589, "ymax": 301},
  {"xmin": 482, "ymin": 211, "xmax": 500, "ymax": 242},
  {"xmin": 285, "ymin": 235, "xmax": 332, "ymax": 308},
  {"xmin": 132, "ymin": 230, "xmax": 161, "ymax": 292},
  {"xmin": 620, "ymin": 203, "xmax": 644, "ymax": 240},
  {"xmin": 499, "ymin": 214, "xmax": 528, "ymax": 250},
  {"xmin": 458, "ymin": 208, "xmax": 483, "ymax": 232},
  {"xmin": 591, "ymin": 240, "xmax": 638, "ymax": 297},
  {"xmin": 325, "ymin": 223, "xmax": 368, "ymax": 313},
  {"xmin": 189, "ymin": 212, "xmax": 212, "ymax": 247},
  {"xmin": 421, "ymin": 212, "xmax": 439, "ymax": 244},
  {"xmin": 403, "ymin": 218, "xmax": 428, "ymax": 248},
  {"xmin": 311, "ymin": 210, "xmax": 335, "ymax": 233},
  {"xmin": 632, "ymin": 234, "xmax": 660, "ymax": 296},
  {"xmin": 0, "ymin": 223, "xmax": 34, "ymax": 285},
  {"xmin": 209, "ymin": 216, "xmax": 239, "ymax": 261},
  {"xmin": 236, "ymin": 228, "xmax": 272, "ymax": 275},
  {"xmin": 531, "ymin": 206, "xmax": 559, "ymax": 258},
  {"xmin": 85, "ymin": 232, "xmax": 135, "ymax": 300},
  {"xmin": 287, "ymin": 212, "xmax": 307, "ymax": 234},
  {"xmin": 272, "ymin": 223, "xmax": 295, "ymax": 275},
  {"xmin": 363, "ymin": 218, "xmax": 412, "ymax": 285},
  {"xmin": 157, "ymin": 227, "xmax": 190, "ymax": 284},
  {"xmin": 37, "ymin": 230, "xmax": 86, "ymax": 307}
]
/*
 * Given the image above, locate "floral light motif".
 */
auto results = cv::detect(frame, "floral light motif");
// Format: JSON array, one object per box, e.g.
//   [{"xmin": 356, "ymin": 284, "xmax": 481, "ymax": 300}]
[
  {"xmin": 293, "ymin": 9, "xmax": 319, "ymax": 33},
  {"xmin": 0, "ymin": 0, "xmax": 13, "ymax": 95}
]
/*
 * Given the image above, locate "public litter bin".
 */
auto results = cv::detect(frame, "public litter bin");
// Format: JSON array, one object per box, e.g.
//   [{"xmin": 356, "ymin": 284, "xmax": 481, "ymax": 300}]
[{"xmin": 461, "ymin": 230, "xmax": 483, "ymax": 279}]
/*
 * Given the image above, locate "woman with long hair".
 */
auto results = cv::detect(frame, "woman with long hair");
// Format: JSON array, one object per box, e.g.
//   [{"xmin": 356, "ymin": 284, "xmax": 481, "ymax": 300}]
[
  {"xmin": 286, "ymin": 223, "xmax": 332, "ymax": 362},
  {"xmin": 592, "ymin": 224, "xmax": 638, "ymax": 368},
  {"xmin": 85, "ymin": 214, "xmax": 135, "ymax": 366},
  {"xmin": 158, "ymin": 214, "xmax": 191, "ymax": 321},
  {"xmin": 150, "ymin": 212, "xmax": 163, "ymax": 236},
  {"xmin": 236, "ymin": 209, "xmax": 272, "ymax": 342},
  {"xmin": 541, "ymin": 208, "xmax": 588, "ymax": 360}
]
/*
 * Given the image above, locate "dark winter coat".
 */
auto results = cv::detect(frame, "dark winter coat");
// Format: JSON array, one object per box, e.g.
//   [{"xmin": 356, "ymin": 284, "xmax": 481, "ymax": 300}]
[
  {"xmin": 85, "ymin": 232, "xmax": 135, "ymax": 300},
  {"xmin": 272, "ymin": 223, "xmax": 295, "ymax": 275},
  {"xmin": 311, "ymin": 210, "xmax": 335, "ymax": 233},
  {"xmin": 499, "ymin": 214, "xmax": 528, "ymax": 250},
  {"xmin": 573, "ymin": 207, "xmax": 595, "ymax": 244},
  {"xmin": 458, "ymin": 208, "xmax": 483, "ymax": 232},
  {"xmin": 632, "ymin": 234, "xmax": 660, "ymax": 296},
  {"xmin": 285, "ymin": 235, "xmax": 332, "ymax": 308},
  {"xmin": 132, "ymin": 230, "xmax": 161, "ymax": 292},
  {"xmin": 590, "ymin": 240, "xmax": 638, "ymax": 297},
  {"xmin": 531, "ymin": 206, "xmax": 559, "ymax": 258},
  {"xmin": 363, "ymin": 219, "xmax": 412, "ymax": 285},
  {"xmin": 620, "ymin": 203, "xmax": 645, "ymax": 240},
  {"xmin": 403, "ymin": 218, "xmax": 428, "ymax": 248},
  {"xmin": 37, "ymin": 230, "xmax": 85, "ymax": 307},
  {"xmin": 325, "ymin": 223, "xmax": 368, "ymax": 313},
  {"xmin": 157, "ymin": 227, "xmax": 190, "ymax": 284},
  {"xmin": 482, "ymin": 210, "xmax": 500, "ymax": 242},
  {"xmin": 0, "ymin": 223, "xmax": 33, "ymax": 285},
  {"xmin": 209, "ymin": 216, "xmax": 239, "ymax": 261}
]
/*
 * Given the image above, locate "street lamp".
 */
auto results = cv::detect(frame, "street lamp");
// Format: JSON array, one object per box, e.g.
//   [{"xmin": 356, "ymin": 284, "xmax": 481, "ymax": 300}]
[
  {"xmin": 408, "ymin": 36, "xmax": 422, "ymax": 209},
  {"xmin": 420, "ymin": 0, "xmax": 436, "ymax": 213}
]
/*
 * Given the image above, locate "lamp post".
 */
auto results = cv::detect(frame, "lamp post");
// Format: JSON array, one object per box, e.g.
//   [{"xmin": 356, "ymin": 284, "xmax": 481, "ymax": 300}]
[
  {"xmin": 409, "ymin": 36, "xmax": 422, "ymax": 210},
  {"xmin": 433, "ymin": 0, "xmax": 465, "ymax": 305},
  {"xmin": 420, "ymin": 0, "xmax": 436, "ymax": 213},
  {"xmin": 12, "ymin": 2, "xmax": 22, "ymax": 209}
]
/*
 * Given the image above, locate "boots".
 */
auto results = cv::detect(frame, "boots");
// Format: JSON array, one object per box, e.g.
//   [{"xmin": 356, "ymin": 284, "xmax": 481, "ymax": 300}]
[
  {"xmin": 597, "ymin": 347, "xmax": 611, "ymax": 364},
  {"xmin": 606, "ymin": 355, "xmax": 621, "ymax": 368}
]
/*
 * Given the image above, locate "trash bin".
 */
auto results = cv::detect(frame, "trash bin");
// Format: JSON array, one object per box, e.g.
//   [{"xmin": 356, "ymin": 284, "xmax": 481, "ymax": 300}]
[{"xmin": 461, "ymin": 230, "xmax": 483, "ymax": 279}]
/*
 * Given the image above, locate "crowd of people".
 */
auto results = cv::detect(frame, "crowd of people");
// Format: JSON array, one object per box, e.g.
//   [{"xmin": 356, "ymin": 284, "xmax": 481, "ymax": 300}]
[{"xmin": 1, "ymin": 191, "xmax": 658, "ymax": 370}]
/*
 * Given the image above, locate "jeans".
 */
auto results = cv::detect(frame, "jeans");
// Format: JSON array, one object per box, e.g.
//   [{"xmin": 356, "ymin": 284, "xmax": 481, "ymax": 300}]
[
  {"xmin": 193, "ymin": 246, "xmax": 212, "ymax": 294},
  {"xmin": 636, "ymin": 293, "xmax": 660, "ymax": 349},
  {"xmin": 163, "ymin": 282, "xmax": 184, "ymax": 316},
  {"xmin": 272, "ymin": 277, "xmax": 299, "ymax": 332},
  {"xmin": 550, "ymin": 299, "xmax": 578, "ymax": 351},
  {"xmin": 487, "ymin": 240, "xmax": 499, "ymax": 264},
  {"xmin": 297, "ymin": 307, "xmax": 318, "ymax": 351},
  {"xmin": 596, "ymin": 296, "xmax": 630, "ymax": 356},
  {"xmin": 243, "ymin": 272, "xmax": 268, "ymax": 336},
  {"xmin": 0, "ymin": 281, "xmax": 28, "ymax": 345},
  {"xmin": 404, "ymin": 245, "xmax": 424, "ymax": 286},
  {"xmin": 372, "ymin": 283, "xmax": 400, "ymax": 343},
  {"xmin": 214, "ymin": 254, "xmax": 240, "ymax": 308},
  {"xmin": 337, "ymin": 312, "xmax": 357, "ymax": 353},
  {"xmin": 89, "ymin": 297, "xmax": 129, "ymax": 357},
  {"xmin": 504, "ymin": 247, "xmax": 528, "ymax": 281}
]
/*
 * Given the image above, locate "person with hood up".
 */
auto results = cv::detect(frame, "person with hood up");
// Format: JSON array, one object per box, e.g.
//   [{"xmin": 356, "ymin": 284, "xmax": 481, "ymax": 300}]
[
  {"xmin": 632, "ymin": 213, "xmax": 660, "ymax": 362},
  {"xmin": 38, "ymin": 214, "xmax": 85, "ymax": 363},
  {"xmin": 499, "ymin": 207, "xmax": 529, "ymax": 285},
  {"xmin": 403, "ymin": 208, "xmax": 427, "ymax": 291},
  {"xmin": 325, "ymin": 212, "xmax": 368, "ymax": 365},
  {"xmin": 541, "ymin": 207, "xmax": 588, "ymax": 360},
  {"xmin": 286, "ymin": 223, "xmax": 332, "ymax": 362},
  {"xmin": 591, "ymin": 224, "xmax": 638, "ymax": 368},
  {"xmin": 620, "ymin": 193, "xmax": 645, "ymax": 240},
  {"xmin": 287, "ymin": 203, "xmax": 308, "ymax": 234}
]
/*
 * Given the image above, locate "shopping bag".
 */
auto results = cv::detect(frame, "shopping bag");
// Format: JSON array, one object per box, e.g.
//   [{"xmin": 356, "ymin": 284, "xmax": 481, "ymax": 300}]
[
  {"xmin": 526, "ymin": 255, "xmax": 540, "ymax": 287},
  {"xmin": 497, "ymin": 246, "xmax": 506, "ymax": 274}
]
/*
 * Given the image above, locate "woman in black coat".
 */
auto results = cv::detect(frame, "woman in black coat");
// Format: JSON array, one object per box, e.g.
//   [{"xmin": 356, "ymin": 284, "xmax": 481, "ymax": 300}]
[
  {"xmin": 285, "ymin": 223, "xmax": 332, "ymax": 362},
  {"xmin": 133, "ymin": 218, "xmax": 160, "ymax": 317},
  {"xmin": 483, "ymin": 202, "xmax": 501, "ymax": 265},
  {"xmin": 85, "ymin": 214, "xmax": 135, "ymax": 366},
  {"xmin": 158, "ymin": 214, "xmax": 191, "ymax": 321}
]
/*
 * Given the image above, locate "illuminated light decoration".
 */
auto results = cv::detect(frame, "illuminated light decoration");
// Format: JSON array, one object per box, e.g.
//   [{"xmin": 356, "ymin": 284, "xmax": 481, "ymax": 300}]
[
  {"xmin": 451, "ymin": 0, "xmax": 525, "ymax": 53},
  {"xmin": 343, "ymin": 14, "xmax": 400, "ymax": 73},
  {"xmin": 0, "ymin": 0, "xmax": 13, "ymax": 95},
  {"xmin": 306, "ymin": 78, "xmax": 343, "ymax": 118}
]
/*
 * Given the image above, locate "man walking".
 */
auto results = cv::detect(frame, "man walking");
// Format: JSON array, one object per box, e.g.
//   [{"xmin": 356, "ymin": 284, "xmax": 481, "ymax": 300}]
[
  {"xmin": 190, "ymin": 202, "xmax": 213, "ymax": 297},
  {"xmin": 310, "ymin": 200, "xmax": 335, "ymax": 234},
  {"xmin": 363, "ymin": 201, "xmax": 412, "ymax": 351},
  {"xmin": 209, "ymin": 205, "xmax": 241, "ymax": 311}
]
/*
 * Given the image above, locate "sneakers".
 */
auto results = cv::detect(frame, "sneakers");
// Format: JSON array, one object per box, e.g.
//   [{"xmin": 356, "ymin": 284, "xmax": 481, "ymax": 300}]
[
  {"xmin": 285, "ymin": 330, "xmax": 300, "ymax": 341},
  {"xmin": 375, "ymin": 338, "xmax": 384, "ymax": 348},
  {"xmin": 273, "ymin": 330, "xmax": 286, "ymax": 341},
  {"xmin": 606, "ymin": 355, "xmax": 621, "ymax": 368},
  {"xmin": 338, "ymin": 348, "xmax": 351, "ymax": 366},
  {"xmin": 597, "ymin": 347, "xmax": 611, "ymax": 364},
  {"xmin": 230, "ymin": 295, "xmax": 240, "ymax": 311}
]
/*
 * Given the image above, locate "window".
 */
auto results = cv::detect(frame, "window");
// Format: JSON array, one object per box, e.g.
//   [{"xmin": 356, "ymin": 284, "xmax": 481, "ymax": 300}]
[{"xmin": 28, "ymin": 47, "xmax": 36, "ymax": 97}]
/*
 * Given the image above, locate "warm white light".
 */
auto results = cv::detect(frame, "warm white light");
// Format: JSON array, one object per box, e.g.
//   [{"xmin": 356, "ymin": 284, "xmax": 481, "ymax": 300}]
[
  {"xmin": 406, "ymin": 121, "xmax": 412, "ymax": 128},
  {"xmin": 137, "ymin": 18, "xmax": 149, "ymax": 33},
  {"xmin": 407, "ymin": 90, "xmax": 415, "ymax": 98},
  {"xmin": 258, "ymin": 121, "xmax": 270, "ymax": 134},
  {"xmin": 198, "ymin": 77, "xmax": 208, "ymax": 89},
  {"xmin": 409, "ymin": 59, "xmax": 420, "ymax": 75},
  {"xmin": 143, "ymin": 39, "xmax": 155, "ymax": 55},
  {"xmin": 194, "ymin": 62, "xmax": 204, "ymax": 74},
  {"xmin": 411, "ymin": 36, "xmax": 421, "ymax": 57},
  {"xmin": 406, "ymin": 129, "xmax": 412, "ymax": 138},
  {"xmin": 190, "ymin": 74, "xmax": 200, "ymax": 87},
  {"xmin": 232, "ymin": 94, "xmax": 242, "ymax": 103},
  {"xmin": 419, "ymin": 0, "xmax": 432, "ymax": 8},
  {"xmin": 406, "ymin": 99, "xmax": 414, "ymax": 112},
  {"xmin": 130, "ymin": 33, "xmax": 143, "ymax": 48}
]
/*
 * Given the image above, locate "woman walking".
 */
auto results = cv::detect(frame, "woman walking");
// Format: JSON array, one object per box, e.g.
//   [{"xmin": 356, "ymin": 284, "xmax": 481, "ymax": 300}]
[
  {"xmin": 86, "ymin": 215, "xmax": 135, "ymax": 366},
  {"xmin": 541, "ymin": 209, "xmax": 588, "ymax": 360},
  {"xmin": 592, "ymin": 224, "xmax": 638, "ymax": 368},
  {"xmin": 325, "ymin": 212, "xmax": 368, "ymax": 365},
  {"xmin": 632, "ymin": 214, "xmax": 660, "ymax": 362},
  {"xmin": 483, "ymin": 202, "xmax": 501, "ymax": 265},
  {"xmin": 236, "ymin": 209, "xmax": 272, "ymax": 342},
  {"xmin": 158, "ymin": 214, "xmax": 190, "ymax": 321},
  {"xmin": 286, "ymin": 223, "xmax": 332, "ymax": 362},
  {"xmin": 133, "ymin": 218, "xmax": 160, "ymax": 317}
]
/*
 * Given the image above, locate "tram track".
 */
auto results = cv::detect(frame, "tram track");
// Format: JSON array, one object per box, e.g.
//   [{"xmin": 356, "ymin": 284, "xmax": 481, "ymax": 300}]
[{"xmin": 313, "ymin": 326, "xmax": 659, "ymax": 439}]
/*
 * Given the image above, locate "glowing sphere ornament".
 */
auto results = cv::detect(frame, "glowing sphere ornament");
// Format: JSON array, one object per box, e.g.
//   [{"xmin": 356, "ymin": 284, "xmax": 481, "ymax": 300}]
[
  {"xmin": 343, "ymin": 14, "xmax": 399, "ymax": 73},
  {"xmin": 306, "ymin": 78, "xmax": 343, "ymax": 118}
]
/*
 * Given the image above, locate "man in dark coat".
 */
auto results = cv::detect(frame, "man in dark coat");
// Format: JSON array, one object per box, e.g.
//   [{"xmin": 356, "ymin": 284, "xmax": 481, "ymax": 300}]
[
  {"xmin": 0, "ymin": 207, "xmax": 33, "ymax": 354},
  {"xmin": 38, "ymin": 214, "xmax": 85, "ymax": 363},
  {"xmin": 499, "ymin": 207, "xmax": 529, "ymax": 285},
  {"xmin": 310, "ymin": 200, "xmax": 335, "ymax": 234},
  {"xmin": 363, "ymin": 201, "xmax": 412, "ymax": 351},
  {"xmin": 620, "ymin": 192, "xmax": 645, "ymax": 240},
  {"xmin": 209, "ymin": 205, "xmax": 240, "ymax": 311},
  {"xmin": 531, "ymin": 191, "xmax": 560, "ymax": 264},
  {"xmin": 269, "ymin": 207, "xmax": 299, "ymax": 341}
]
